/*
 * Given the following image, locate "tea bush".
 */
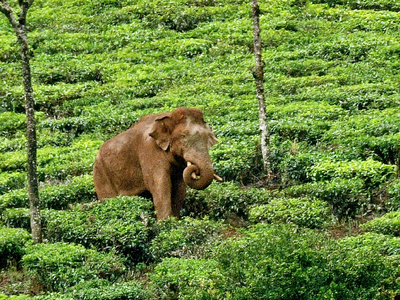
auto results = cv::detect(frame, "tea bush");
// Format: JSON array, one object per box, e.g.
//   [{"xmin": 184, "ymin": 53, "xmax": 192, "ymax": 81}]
[
  {"xmin": 0, "ymin": 112, "xmax": 25, "ymax": 136},
  {"xmin": 213, "ymin": 224, "xmax": 400, "ymax": 299},
  {"xmin": 44, "ymin": 196, "xmax": 155, "ymax": 263},
  {"xmin": 310, "ymin": 158, "xmax": 396, "ymax": 191},
  {"xmin": 149, "ymin": 217, "xmax": 226, "ymax": 262},
  {"xmin": 149, "ymin": 225, "xmax": 400, "ymax": 299},
  {"xmin": 184, "ymin": 182, "xmax": 270, "ymax": 221},
  {"xmin": 0, "ymin": 175, "xmax": 95, "ymax": 212},
  {"xmin": 284, "ymin": 178, "xmax": 366, "ymax": 219},
  {"xmin": 0, "ymin": 173, "xmax": 26, "ymax": 196},
  {"xmin": 360, "ymin": 212, "xmax": 400, "ymax": 236},
  {"xmin": 387, "ymin": 179, "xmax": 400, "ymax": 211},
  {"xmin": 22, "ymin": 242, "xmax": 126, "ymax": 292},
  {"xmin": 248, "ymin": 197, "xmax": 332, "ymax": 229},
  {"xmin": 150, "ymin": 258, "xmax": 224, "ymax": 300},
  {"xmin": 2, "ymin": 208, "xmax": 32, "ymax": 230},
  {"xmin": 34, "ymin": 279, "xmax": 152, "ymax": 300},
  {"xmin": 0, "ymin": 227, "xmax": 31, "ymax": 269}
]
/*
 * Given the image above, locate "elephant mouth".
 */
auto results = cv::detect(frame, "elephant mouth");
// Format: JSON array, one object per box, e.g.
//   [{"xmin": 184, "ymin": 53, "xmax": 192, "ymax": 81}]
[{"xmin": 185, "ymin": 161, "xmax": 223, "ymax": 183}]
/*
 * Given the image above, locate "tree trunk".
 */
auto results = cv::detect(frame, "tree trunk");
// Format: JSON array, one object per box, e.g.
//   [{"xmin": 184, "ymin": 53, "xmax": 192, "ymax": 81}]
[
  {"xmin": 0, "ymin": 0, "xmax": 42, "ymax": 243},
  {"xmin": 251, "ymin": 0, "xmax": 271, "ymax": 176}
]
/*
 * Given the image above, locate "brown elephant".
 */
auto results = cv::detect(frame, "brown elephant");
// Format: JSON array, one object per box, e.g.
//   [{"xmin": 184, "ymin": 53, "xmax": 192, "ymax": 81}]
[{"xmin": 93, "ymin": 107, "xmax": 221, "ymax": 220}]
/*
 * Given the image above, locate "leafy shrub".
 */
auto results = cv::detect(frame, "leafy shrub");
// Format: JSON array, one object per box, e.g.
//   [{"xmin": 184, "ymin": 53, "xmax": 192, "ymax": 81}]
[
  {"xmin": 248, "ymin": 197, "xmax": 332, "ymax": 229},
  {"xmin": 0, "ymin": 173, "xmax": 26, "ymax": 196},
  {"xmin": 183, "ymin": 182, "xmax": 270, "ymax": 221},
  {"xmin": 150, "ymin": 217, "xmax": 226, "ymax": 262},
  {"xmin": 360, "ymin": 212, "xmax": 400, "ymax": 236},
  {"xmin": 0, "ymin": 227, "xmax": 31, "ymax": 269},
  {"xmin": 0, "ymin": 190, "xmax": 27, "ymax": 213},
  {"xmin": 2, "ymin": 208, "xmax": 31, "ymax": 230},
  {"xmin": 150, "ymin": 258, "xmax": 224, "ymax": 300},
  {"xmin": 64, "ymin": 279, "xmax": 152, "ymax": 300},
  {"xmin": 278, "ymin": 150, "xmax": 319, "ymax": 185},
  {"xmin": 213, "ymin": 224, "xmax": 400, "ymax": 299},
  {"xmin": 0, "ymin": 112, "xmax": 25, "ymax": 136},
  {"xmin": 285, "ymin": 178, "xmax": 366, "ymax": 219},
  {"xmin": 44, "ymin": 196, "xmax": 155, "ymax": 263},
  {"xmin": 22, "ymin": 242, "xmax": 126, "ymax": 292},
  {"xmin": 0, "ymin": 175, "xmax": 95, "ymax": 212},
  {"xmin": 387, "ymin": 179, "xmax": 400, "ymax": 211},
  {"xmin": 310, "ymin": 158, "xmax": 396, "ymax": 191}
]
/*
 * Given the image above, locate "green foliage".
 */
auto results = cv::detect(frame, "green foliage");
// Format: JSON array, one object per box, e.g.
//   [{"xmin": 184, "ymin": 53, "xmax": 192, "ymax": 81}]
[
  {"xmin": 0, "ymin": 173, "xmax": 26, "ymax": 196},
  {"xmin": 0, "ymin": 174, "xmax": 95, "ymax": 213},
  {"xmin": 285, "ymin": 178, "xmax": 366, "ymax": 219},
  {"xmin": 310, "ymin": 158, "xmax": 396, "ymax": 191},
  {"xmin": 22, "ymin": 243, "xmax": 126, "ymax": 292},
  {"xmin": 0, "ymin": 113, "xmax": 25, "ymax": 136},
  {"xmin": 62, "ymin": 279, "xmax": 152, "ymax": 300},
  {"xmin": 387, "ymin": 179, "xmax": 400, "ymax": 211},
  {"xmin": 3, "ymin": 0, "xmax": 400, "ymax": 297},
  {"xmin": 150, "ymin": 217, "xmax": 226, "ymax": 262},
  {"xmin": 184, "ymin": 182, "xmax": 270, "ymax": 221},
  {"xmin": 361, "ymin": 212, "xmax": 400, "ymax": 236},
  {"xmin": 44, "ymin": 196, "xmax": 155, "ymax": 263},
  {"xmin": 2, "ymin": 208, "xmax": 31, "ymax": 230},
  {"xmin": 213, "ymin": 225, "xmax": 400, "ymax": 299},
  {"xmin": 249, "ymin": 198, "xmax": 332, "ymax": 229},
  {"xmin": 149, "ymin": 225, "xmax": 400, "ymax": 299},
  {"xmin": 0, "ymin": 228, "xmax": 31, "ymax": 269},
  {"xmin": 150, "ymin": 258, "xmax": 224, "ymax": 300}
]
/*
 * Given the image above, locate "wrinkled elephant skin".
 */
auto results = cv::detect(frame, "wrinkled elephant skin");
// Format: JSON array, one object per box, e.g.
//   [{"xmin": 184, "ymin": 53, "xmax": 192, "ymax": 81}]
[{"xmin": 93, "ymin": 107, "xmax": 219, "ymax": 220}]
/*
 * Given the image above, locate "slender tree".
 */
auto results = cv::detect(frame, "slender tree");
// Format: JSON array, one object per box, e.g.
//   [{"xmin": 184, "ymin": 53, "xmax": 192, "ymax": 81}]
[
  {"xmin": 0, "ymin": 0, "xmax": 42, "ymax": 243},
  {"xmin": 250, "ymin": 0, "xmax": 271, "ymax": 176}
]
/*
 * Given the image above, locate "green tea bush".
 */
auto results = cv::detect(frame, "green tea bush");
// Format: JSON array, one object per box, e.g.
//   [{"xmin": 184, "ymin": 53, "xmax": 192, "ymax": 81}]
[
  {"xmin": 0, "ymin": 190, "xmax": 27, "ymax": 213},
  {"xmin": 284, "ymin": 178, "xmax": 366, "ymax": 219},
  {"xmin": 150, "ymin": 257, "xmax": 224, "ymax": 300},
  {"xmin": 0, "ymin": 175, "xmax": 95, "ymax": 212},
  {"xmin": 44, "ymin": 196, "xmax": 155, "ymax": 263},
  {"xmin": 0, "ymin": 173, "xmax": 26, "ymax": 196},
  {"xmin": 387, "ymin": 179, "xmax": 400, "ymax": 211},
  {"xmin": 278, "ymin": 150, "xmax": 319, "ymax": 185},
  {"xmin": 2, "ymin": 208, "xmax": 31, "ymax": 230},
  {"xmin": 150, "ymin": 217, "xmax": 226, "ymax": 262},
  {"xmin": 248, "ymin": 197, "xmax": 332, "ymax": 229},
  {"xmin": 0, "ymin": 113, "xmax": 25, "ymax": 136},
  {"xmin": 0, "ymin": 295, "xmax": 30, "ymax": 300},
  {"xmin": 22, "ymin": 242, "xmax": 126, "ymax": 292},
  {"xmin": 310, "ymin": 158, "xmax": 396, "ymax": 191},
  {"xmin": 360, "ymin": 212, "xmax": 400, "ymax": 236},
  {"xmin": 0, "ymin": 227, "xmax": 31, "ymax": 269},
  {"xmin": 183, "ymin": 182, "xmax": 270, "ymax": 221},
  {"xmin": 213, "ymin": 224, "xmax": 400, "ymax": 299},
  {"xmin": 64, "ymin": 279, "xmax": 152, "ymax": 300}
]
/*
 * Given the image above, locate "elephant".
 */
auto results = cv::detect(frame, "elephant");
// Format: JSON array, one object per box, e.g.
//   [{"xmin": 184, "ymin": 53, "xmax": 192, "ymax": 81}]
[{"xmin": 93, "ymin": 107, "xmax": 222, "ymax": 220}]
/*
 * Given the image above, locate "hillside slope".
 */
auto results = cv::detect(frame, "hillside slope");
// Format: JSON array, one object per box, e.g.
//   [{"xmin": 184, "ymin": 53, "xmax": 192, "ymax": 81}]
[{"xmin": 1, "ymin": 0, "xmax": 400, "ymax": 298}]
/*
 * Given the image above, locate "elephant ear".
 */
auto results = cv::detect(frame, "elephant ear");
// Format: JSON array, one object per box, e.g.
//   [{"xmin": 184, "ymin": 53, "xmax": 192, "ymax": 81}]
[{"xmin": 149, "ymin": 115, "xmax": 174, "ymax": 151}]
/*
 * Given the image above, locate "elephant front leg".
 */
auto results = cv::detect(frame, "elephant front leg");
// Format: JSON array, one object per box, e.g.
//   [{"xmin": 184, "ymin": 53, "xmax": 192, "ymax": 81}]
[
  {"xmin": 171, "ymin": 178, "xmax": 187, "ymax": 218},
  {"xmin": 148, "ymin": 175, "xmax": 173, "ymax": 220}
]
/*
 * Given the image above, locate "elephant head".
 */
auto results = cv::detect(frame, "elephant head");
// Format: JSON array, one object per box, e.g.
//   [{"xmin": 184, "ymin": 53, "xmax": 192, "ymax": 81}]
[{"xmin": 149, "ymin": 107, "xmax": 219, "ymax": 190}]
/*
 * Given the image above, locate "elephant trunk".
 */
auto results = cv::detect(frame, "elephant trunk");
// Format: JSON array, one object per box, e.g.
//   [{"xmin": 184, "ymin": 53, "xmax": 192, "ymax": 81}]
[{"xmin": 183, "ymin": 160, "xmax": 215, "ymax": 190}]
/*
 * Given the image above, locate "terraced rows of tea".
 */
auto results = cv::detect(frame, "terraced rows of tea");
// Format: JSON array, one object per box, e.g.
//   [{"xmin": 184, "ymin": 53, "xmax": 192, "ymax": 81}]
[{"xmin": 1, "ymin": 0, "xmax": 400, "ymax": 298}]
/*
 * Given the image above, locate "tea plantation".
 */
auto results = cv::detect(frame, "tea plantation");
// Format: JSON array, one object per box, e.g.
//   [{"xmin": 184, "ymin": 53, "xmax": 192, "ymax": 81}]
[{"xmin": 1, "ymin": 0, "xmax": 400, "ymax": 298}]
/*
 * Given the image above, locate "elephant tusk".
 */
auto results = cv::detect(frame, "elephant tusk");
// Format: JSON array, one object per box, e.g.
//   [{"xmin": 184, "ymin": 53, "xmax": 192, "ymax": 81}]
[{"xmin": 214, "ymin": 174, "xmax": 223, "ymax": 182}]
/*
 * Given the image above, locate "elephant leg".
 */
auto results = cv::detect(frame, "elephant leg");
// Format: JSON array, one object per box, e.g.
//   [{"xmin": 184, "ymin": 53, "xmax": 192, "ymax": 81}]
[
  {"xmin": 171, "ymin": 179, "xmax": 187, "ymax": 218},
  {"xmin": 148, "ymin": 174, "xmax": 173, "ymax": 220}
]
